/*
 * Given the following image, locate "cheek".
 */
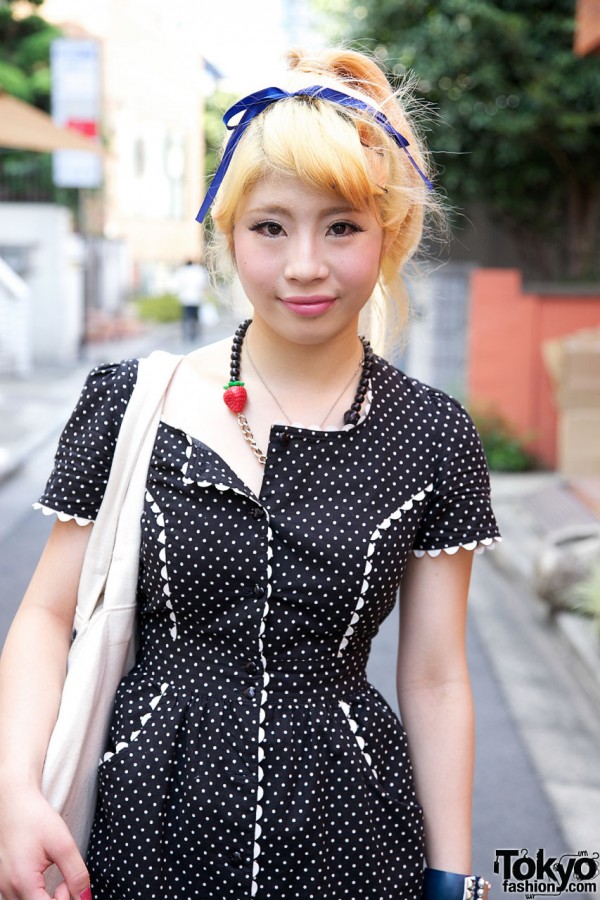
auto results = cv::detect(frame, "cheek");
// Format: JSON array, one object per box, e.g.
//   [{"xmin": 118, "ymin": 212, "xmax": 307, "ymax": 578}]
[
  {"xmin": 341, "ymin": 241, "xmax": 383, "ymax": 291},
  {"xmin": 235, "ymin": 240, "xmax": 278, "ymax": 292}
]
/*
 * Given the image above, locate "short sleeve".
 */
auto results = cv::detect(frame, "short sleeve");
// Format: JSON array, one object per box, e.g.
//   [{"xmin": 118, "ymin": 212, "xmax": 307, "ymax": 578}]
[
  {"xmin": 34, "ymin": 359, "xmax": 139, "ymax": 524},
  {"xmin": 412, "ymin": 392, "xmax": 501, "ymax": 557}
]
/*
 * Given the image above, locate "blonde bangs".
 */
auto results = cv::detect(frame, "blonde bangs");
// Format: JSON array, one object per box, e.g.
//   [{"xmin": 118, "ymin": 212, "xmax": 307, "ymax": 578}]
[
  {"xmin": 212, "ymin": 99, "xmax": 390, "ymax": 233},
  {"xmin": 260, "ymin": 102, "xmax": 384, "ymax": 211}
]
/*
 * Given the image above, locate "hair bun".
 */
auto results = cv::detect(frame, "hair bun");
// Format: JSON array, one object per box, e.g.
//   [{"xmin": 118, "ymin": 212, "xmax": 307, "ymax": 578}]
[{"xmin": 286, "ymin": 48, "xmax": 393, "ymax": 107}]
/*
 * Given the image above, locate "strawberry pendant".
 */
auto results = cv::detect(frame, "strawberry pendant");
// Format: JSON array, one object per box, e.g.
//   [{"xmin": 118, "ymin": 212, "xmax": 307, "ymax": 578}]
[{"xmin": 223, "ymin": 380, "xmax": 248, "ymax": 414}]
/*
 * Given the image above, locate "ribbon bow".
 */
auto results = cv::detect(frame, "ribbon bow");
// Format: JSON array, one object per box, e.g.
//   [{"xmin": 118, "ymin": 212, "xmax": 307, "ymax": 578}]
[{"xmin": 196, "ymin": 85, "xmax": 433, "ymax": 223}]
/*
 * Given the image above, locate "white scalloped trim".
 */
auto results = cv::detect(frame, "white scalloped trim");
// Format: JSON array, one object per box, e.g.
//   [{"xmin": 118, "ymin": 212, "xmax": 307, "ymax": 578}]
[
  {"xmin": 179, "ymin": 446, "xmax": 271, "ymax": 897},
  {"xmin": 339, "ymin": 700, "xmax": 378, "ymax": 780},
  {"xmin": 181, "ymin": 433, "xmax": 192, "ymax": 478},
  {"xmin": 412, "ymin": 535, "xmax": 503, "ymax": 558},
  {"xmin": 251, "ymin": 519, "xmax": 272, "ymax": 898},
  {"xmin": 32, "ymin": 502, "xmax": 92, "ymax": 527},
  {"xmin": 182, "ymin": 433, "xmax": 253, "ymax": 498},
  {"xmin": 337, "ymin": 483, "xmax": 434, "ymax": 658},
  {"xmin": 145, "ymin": 489, "xmax": 177, "ymax": 641},
  {"xmin": 100, "ymin": 682, "xmax": 169, "ymax": 766}
]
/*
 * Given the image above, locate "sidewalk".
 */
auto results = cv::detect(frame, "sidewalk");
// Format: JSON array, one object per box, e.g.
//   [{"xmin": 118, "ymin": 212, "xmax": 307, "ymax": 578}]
[
  {"xmin": 489, "ymin": 471, "xmax": 600, "ymax": 697},
  {"xmin": 0, "ymin": 315, "xmax": 236, "ymax": 484},
  {"xmin": 476, "ymin": 474, "xmax": 600, "ymax": 849}
]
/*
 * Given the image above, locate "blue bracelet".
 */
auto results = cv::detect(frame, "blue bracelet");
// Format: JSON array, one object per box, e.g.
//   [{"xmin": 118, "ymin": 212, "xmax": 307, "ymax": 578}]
[{"xmin": 423, "ymin": 867, "xmax": 491, "ymax": 899}]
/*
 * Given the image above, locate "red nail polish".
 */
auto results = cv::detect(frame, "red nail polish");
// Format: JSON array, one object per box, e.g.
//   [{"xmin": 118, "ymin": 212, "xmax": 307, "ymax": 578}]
[{"xmin": 80, "ymin": 888, "xmax": 92, "ymax": 900}]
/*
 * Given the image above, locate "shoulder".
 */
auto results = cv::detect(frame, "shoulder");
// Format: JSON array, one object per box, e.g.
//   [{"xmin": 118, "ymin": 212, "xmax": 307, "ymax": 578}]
[
  {"xmin": 73, "ymin": 357, "xmax": 139, "ymax": 416},
  {"xmin": 374, "ymin": 356, "xmax": 477, "ymax": 437},
  {"xmin": 36, "ymin": 359, "xmax": 141, "ymax": 523},
  {"xmin": 82, "ymin": 357, "xmax": 139, "ymax": 396},
  {"xmin": 59, "ymin": 358, "xmax": 140, "ymax": 449},
  {"xmin": 374, "ymin": 362, "xmax": 502, "ymax": 555}
]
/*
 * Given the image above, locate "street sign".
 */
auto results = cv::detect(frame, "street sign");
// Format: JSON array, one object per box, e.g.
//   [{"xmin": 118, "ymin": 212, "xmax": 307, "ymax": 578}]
[{"xmin": 51, "ymin": 38, "xmax": 103, "ymax": 188}]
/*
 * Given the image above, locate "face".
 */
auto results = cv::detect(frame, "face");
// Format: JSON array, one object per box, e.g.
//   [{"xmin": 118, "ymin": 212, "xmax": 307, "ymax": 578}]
[{"xmin": 232, "ymin": 173, "xmax": 385, "ymax": 346}]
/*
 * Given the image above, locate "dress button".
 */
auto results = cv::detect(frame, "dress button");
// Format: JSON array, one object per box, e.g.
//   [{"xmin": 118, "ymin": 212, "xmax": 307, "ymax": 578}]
[
  {"xmin": 230, "ymin": 850, "xmax": 244, "ymax": 866},
  {"xmin": 277, "ymin": 430, "xmax": 291, "ymax": 446},
  {"xmin": 245, "ymin": 660, "xmax": 259, "ymax": 675},
  {"xmin": 243, "ymin": 686, "xmax": 256, "ymax": 700},
  {"xmin": 251, "ymin": 506, "xmax": 265, "ymax": 520},
  {"xmin": 233, "ymin": 770, "xmax": 251, "ymax": 785},
  {"xmin": 253, "ymin": 584, "xmax": 265, "ymax": 599}
]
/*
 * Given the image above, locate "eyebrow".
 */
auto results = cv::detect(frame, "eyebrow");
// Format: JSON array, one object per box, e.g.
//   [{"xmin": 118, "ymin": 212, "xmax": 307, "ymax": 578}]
[{"xmin": 244, "ymin": 204, "xmax": 359, "ymax": 217}]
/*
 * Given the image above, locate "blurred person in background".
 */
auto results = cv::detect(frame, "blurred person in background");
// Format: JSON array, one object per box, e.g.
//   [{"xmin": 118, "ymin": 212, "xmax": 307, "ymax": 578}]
[{"xmin": 172, "ymin": 257, "xmax": 208, "ymax": 343}]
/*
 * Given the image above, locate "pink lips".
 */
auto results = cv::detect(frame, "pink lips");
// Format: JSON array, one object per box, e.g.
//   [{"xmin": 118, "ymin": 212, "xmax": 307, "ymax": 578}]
[{"xmin": 280, "ymin": 296, "xmax": 336, "ymax": 317}]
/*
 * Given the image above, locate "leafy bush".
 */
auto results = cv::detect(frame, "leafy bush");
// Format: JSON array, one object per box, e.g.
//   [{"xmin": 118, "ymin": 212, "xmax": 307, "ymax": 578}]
[
  {"xmin": 570, "ymin": 562, "xmax": 600, "ymax": 637},
  {"xmin": 470, "ymin": 408, "xmax": 539, "ymax": 472},
  {"xmin": 134, "ymin": 293, "xmax": 181, "ymax": 323},
  {"xmin": 333, "ymin": 0, "xmax": 600, "ymax": 280}
]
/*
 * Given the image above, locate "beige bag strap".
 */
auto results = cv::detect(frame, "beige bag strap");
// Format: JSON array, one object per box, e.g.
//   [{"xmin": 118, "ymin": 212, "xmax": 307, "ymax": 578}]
[{"xmin": 74, "ymin": 350, "xmax": 183, "ymax": 629}]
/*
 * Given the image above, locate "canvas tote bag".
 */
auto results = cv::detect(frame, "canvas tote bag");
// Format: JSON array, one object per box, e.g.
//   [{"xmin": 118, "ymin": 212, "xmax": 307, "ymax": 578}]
[{"xmin": 40, "ymin": 350, "xmax": 182, "ymax": 892}]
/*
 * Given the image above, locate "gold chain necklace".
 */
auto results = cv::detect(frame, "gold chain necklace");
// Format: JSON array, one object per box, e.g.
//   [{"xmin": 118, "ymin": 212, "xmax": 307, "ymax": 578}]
[{"xmin": 222, "ymin": 320, "xmax": 374, "ymax": 466}]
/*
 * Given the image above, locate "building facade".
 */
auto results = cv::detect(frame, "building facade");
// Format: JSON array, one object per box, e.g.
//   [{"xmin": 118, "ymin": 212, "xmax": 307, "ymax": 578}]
[{"xmin": 43, "ymin": 0, "xmax": 205, "ymax": 290}]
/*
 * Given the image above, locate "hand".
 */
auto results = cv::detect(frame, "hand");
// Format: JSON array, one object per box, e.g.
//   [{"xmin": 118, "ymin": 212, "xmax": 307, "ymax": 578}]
[{"xmin": 0, "ymin": 786, "xmax": 91, "ymax": 899}]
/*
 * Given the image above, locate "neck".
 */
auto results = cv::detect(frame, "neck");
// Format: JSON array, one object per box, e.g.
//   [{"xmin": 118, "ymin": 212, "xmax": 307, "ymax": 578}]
[
  {"xmin": 244, "ymin": 317, "xmax": 364, "ymax": 390},
  {"xmin": 225, "ymin": 317, "xmax": 374, "ymax": 444}
]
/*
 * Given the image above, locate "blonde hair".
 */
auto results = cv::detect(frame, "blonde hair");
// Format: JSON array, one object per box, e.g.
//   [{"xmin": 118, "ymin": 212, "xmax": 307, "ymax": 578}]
[{"xmin": 208, "ymin": 48, "xmax": 441, "ymax": 352}]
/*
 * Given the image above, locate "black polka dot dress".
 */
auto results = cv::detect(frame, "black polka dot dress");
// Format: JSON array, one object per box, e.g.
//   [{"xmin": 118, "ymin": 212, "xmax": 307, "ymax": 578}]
[{"xmin": 36, "ymin": 354, "xmax": 501, "ymax": 899}]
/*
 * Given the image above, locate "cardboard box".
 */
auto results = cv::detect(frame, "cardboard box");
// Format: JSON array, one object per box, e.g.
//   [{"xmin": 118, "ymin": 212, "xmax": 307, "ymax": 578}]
[
  {"xmin": 544, "ymin": 327, "xmax": 600, "ymax": 408},
  {"xmin": 558, "ymin": 408, "xmax": 600, "ymax": 476}
]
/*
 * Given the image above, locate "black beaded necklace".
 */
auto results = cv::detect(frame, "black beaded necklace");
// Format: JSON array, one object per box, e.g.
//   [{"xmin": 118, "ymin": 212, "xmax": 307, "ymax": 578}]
[{"xmin": 222, "ymin": 319, "xmax": 374, "ymax": 465}]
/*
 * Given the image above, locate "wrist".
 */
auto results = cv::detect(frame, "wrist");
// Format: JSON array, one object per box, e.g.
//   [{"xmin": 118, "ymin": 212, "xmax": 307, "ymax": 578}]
[
  {"xmin": 424, "ymin": 867, "xmax": 491, "ymax": 900},
  {"xmin": 0, "ymin": 762, "xmax": 40, "ymax": 794}
]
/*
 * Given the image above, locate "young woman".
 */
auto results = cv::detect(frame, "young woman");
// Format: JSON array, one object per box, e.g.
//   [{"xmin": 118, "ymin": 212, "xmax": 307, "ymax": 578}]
[{"xmin": 0, "ymin": 48, "xmax": 499, "ymax": 899}]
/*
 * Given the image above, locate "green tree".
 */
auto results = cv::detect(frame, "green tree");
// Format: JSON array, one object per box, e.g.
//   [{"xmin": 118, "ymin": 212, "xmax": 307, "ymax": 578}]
[
  {"xmin": 319, "ymin": 0, "xmax": 600, "ymax": 279},
  {"xmin": 0, "ymin": 0, "xmax": 61, "ymax": 109},
  {"xmin": 0, "ymin": 0, "xmax": 70, "ymax": 203},
  {"xmin": 201, "ymin": 88, "xmax": 237, "ymax": 236},
  {"xmin": 204, "ymin": 89, "xmax": 238, "ymax": 181}
]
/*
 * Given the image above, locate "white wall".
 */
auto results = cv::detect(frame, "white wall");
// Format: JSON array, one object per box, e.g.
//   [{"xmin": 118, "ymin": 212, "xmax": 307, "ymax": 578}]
[
  {"xmin": 0, "ymin": 256, "xmax": 31, "ymax": 376},
  {"xmin": 42, "ymin": 0, "xmax": 205, "ymax": 269},
  {"xmin": 403, "ymin": 263, "xmax": 474, "ymax": 400},
  {"xmin": 0, "ymin": 204, "xmax": 84, "ymax": 367}
]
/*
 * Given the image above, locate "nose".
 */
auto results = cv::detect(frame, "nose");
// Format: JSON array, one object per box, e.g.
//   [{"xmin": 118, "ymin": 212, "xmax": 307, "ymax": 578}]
[{"xmin": 283, "ymin": 234, "xmax": 329, "ymax": 283}]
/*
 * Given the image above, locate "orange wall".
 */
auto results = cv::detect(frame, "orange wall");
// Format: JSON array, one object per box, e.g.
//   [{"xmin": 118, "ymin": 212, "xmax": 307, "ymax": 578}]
[
  {"xmin": 468, "ymin": 269, "xmax": 600, "ymax": 467},
  {"xmin": 575, "ymin": 0, "xmax": 600, "ymax": 54}
]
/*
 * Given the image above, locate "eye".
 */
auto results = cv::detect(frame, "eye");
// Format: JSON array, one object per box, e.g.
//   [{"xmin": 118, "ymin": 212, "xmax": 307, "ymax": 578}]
[
  {"xmin": 249, "ymin": 220, "xmax": 285, "ymax": 237},
  {"xmin": 327, "ymin": 221, "xmax": 364, "ymax": 237}
]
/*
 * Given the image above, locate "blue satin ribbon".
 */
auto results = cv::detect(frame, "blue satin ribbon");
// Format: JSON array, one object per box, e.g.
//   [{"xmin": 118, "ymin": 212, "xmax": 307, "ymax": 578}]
[{"xmin": 196, "ymin": 85, "xmax": 433, "ymax": 223}]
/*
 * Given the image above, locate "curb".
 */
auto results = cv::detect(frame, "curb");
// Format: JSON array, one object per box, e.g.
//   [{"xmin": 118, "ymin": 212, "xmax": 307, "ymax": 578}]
[
  {"xmin": 556, "ymin": 612, "xmax": 600, "ymax": 695},
  {"xmin": 0, "ymin": 363, "xmax": 91, "ymax": 486},
  {"xmin": 489, "ymin": 546, "xmax": 600, "ymax": 702},
  {"xmin": 487, "ymin": 476, "xmax": 600, "ymax": 701},
  {"xmin": 0, "ymin": 428, "xmax": 59, "ymax": 484}
]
